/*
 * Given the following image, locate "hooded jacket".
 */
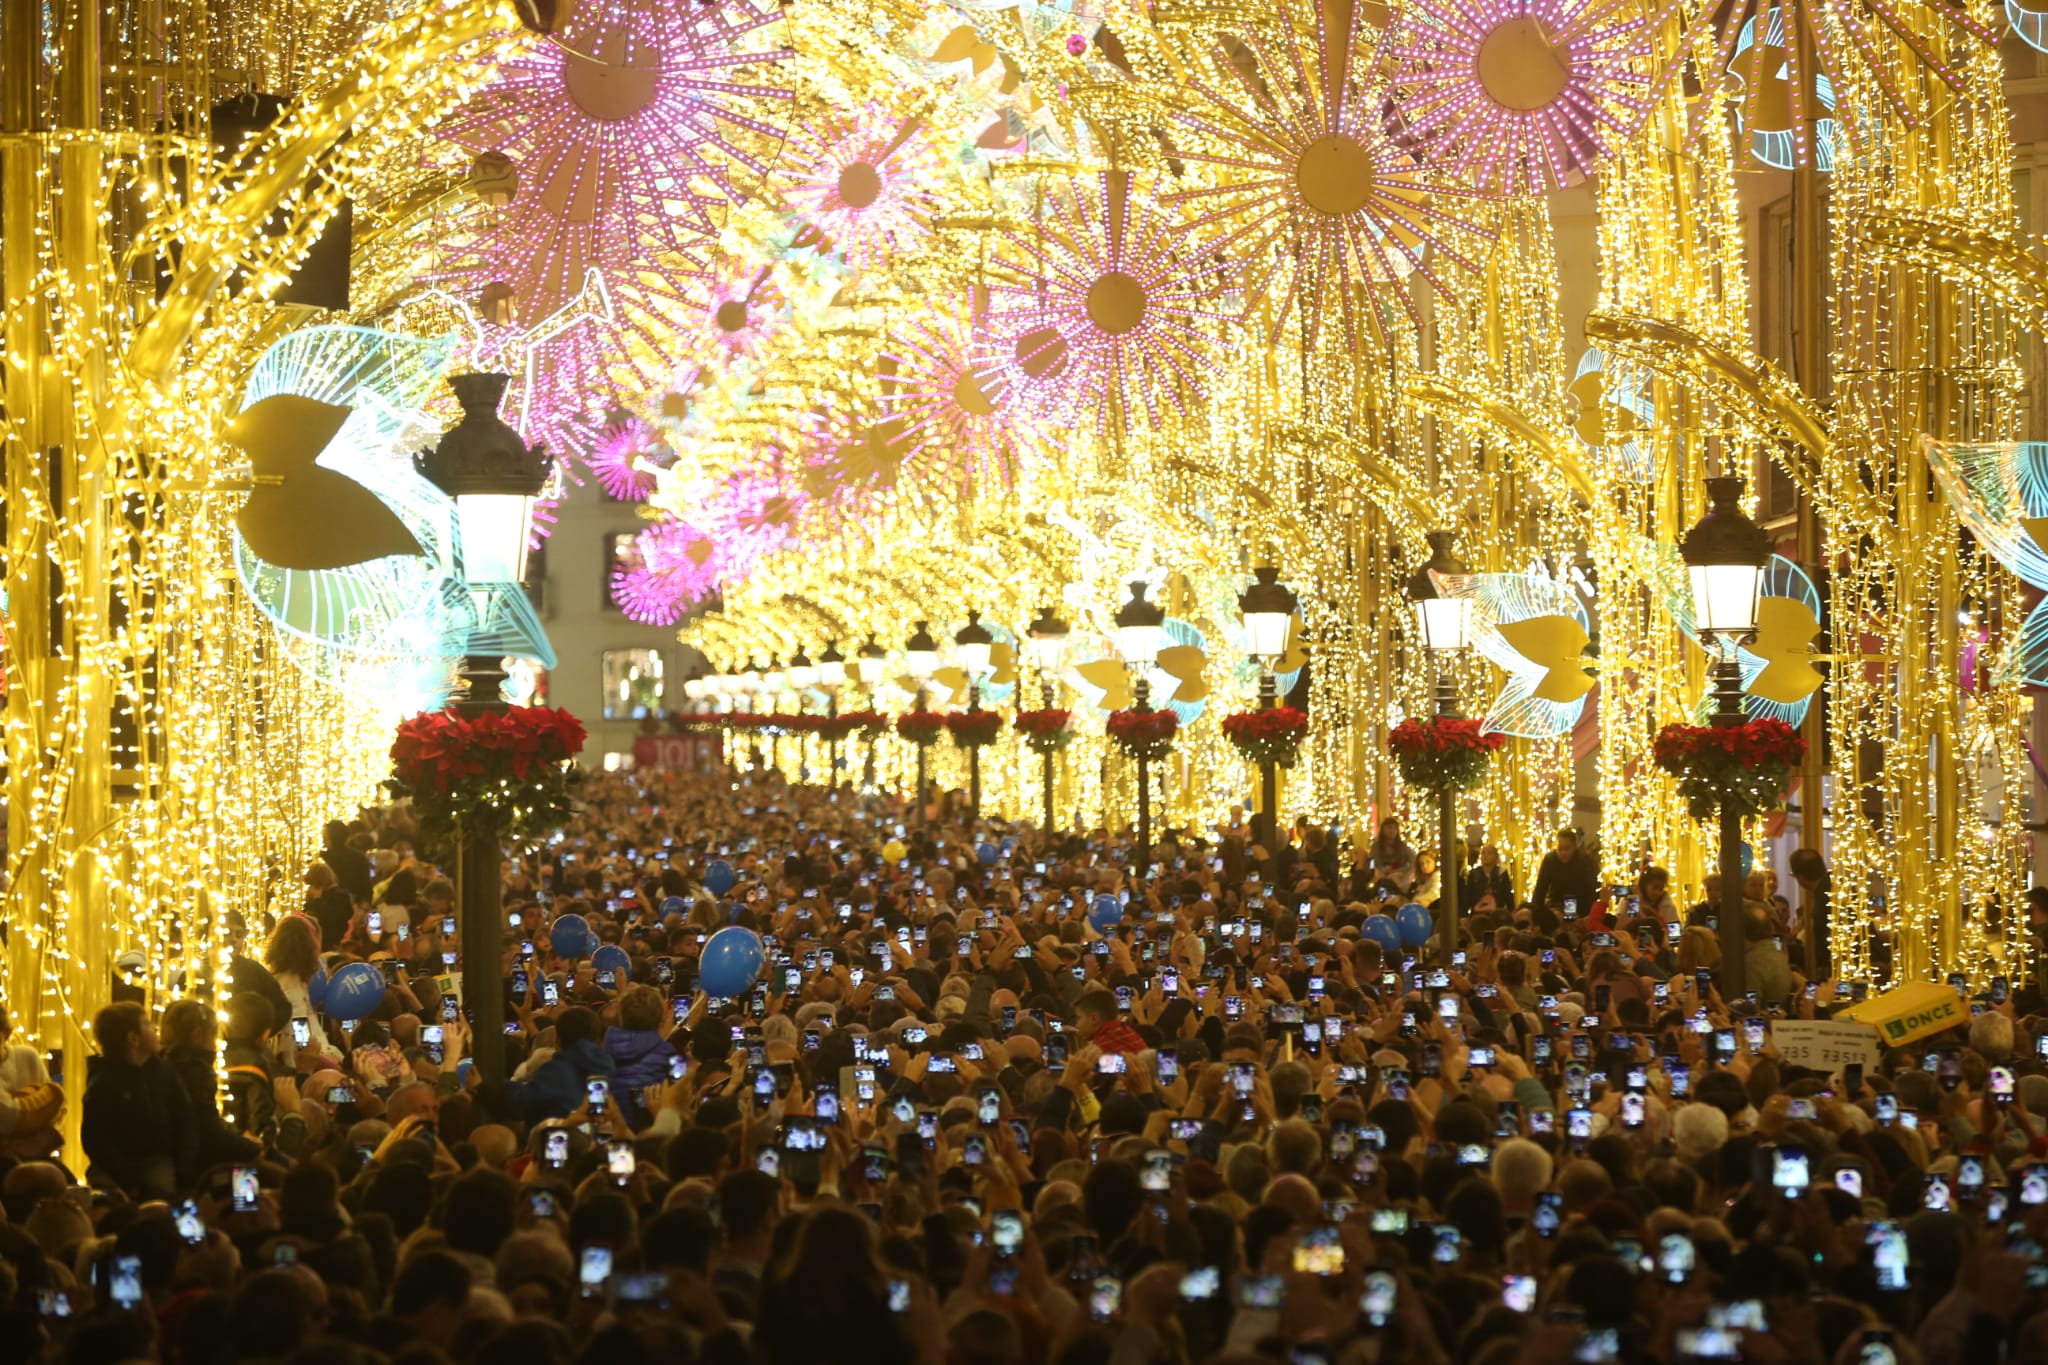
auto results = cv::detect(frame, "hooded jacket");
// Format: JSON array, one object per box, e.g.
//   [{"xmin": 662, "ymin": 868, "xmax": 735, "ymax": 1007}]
[
  {"xmin": 504, "ymin": 1038, "xmax": 616, "ymax": 1123},
  {"xmin": 603, "ymin": 1027, "xmax": 678, "ymax": 1116}
]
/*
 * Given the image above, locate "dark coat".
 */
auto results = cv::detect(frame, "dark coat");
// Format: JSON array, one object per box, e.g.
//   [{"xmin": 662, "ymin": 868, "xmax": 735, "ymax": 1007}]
[
  {"xmin": 82, "ymin": 1056, "xmax": 197, "ymax": 1198},
  {"xmin": 503, "ymin": 1038, "xmax": 615, "ymax": 1123},
  {"xmin": 163, "ymin": 1044, "xmax": 261, "ymax": 1169}
]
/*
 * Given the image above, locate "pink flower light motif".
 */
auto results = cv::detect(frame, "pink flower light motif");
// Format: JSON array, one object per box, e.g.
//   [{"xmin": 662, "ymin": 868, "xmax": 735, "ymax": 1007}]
[
  {"xmin": 434, "ymin": 0, "xmax": 792, "ymax": 319},
  {"xmin": 1166, "ymin": 0, "xmax": 1496, "ymax": 353},
  {"xmin": 988, "ymin": 169, "xmax": 1235, "ymax": 432},
  {"xmin": 1386, "ymin": 0, "xmax": 1656, "ymax": 192},
  {"xmin": 691, "ymin": 469, "xmax": 810, "ymax": 584},
  {"xmin": 699, "ymin": 264, "xmax": 786, "ymax": 358},
  {"xmin": 610, "ymin": 520, "xmax": 721, "ymax": 625},
  {"xmin": 780, "ymin": 108, "xmax": 942, "ymax": 271},
  {"xmin": 880, "ymin": 298, "xmax": 1022, "ymax": 492},
  {"xmin": 589, "ymin": 415, "xmax": 669, "ymax": 501}
]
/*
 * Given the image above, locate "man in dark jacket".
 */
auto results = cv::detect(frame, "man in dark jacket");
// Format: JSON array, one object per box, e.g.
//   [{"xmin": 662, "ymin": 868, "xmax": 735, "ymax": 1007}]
[
  {"xmin": 497, "ymin": 1006, "xmax": 614, "ymax": 1123},
  {"xmin": 1530, "ymin": 828, "xmax": 1600, "ymax": 918},
  {"xmin": 322, "ymin": 819, "xmax": 373, "ymax": 902},
  {"xmin": 82, "ymin": 1001, "xmax": 197, "ymax": 1199}
]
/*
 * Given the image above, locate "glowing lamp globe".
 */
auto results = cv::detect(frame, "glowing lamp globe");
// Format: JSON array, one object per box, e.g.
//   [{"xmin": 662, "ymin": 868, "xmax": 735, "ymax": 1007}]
[
  {"xmin": 414, "ymin": 374, "xmax": 553, "ymax": 587},
  {"xmin": 905, "ymin": 621, "xmax": 940, "ymax": 681},
  {"xmin": 856, "ymin": 633, "xmax": 887, "ymax": 685},
  {"xmin": 788, "ymin": 647, "xmax": 817, "ymax": 690},
  {"xmin": 955, "ymin": 610, "xmax": 995, "ymax": 681},
  {"xmin": 1114, "ymin": 579, "xmax": 1167, "ymax": 668},
  {"xmin": 1026, "ymin": 604, "xmax": 1069, "ymax": 673},
  {"xmin": 818, "ymin": 640, "xmax": 847, "ymax": 687},
  {"xmin": 1238, "ymin": 565, "xmax": 1298, "ymax": 666},
  {"xmin": 1406, "ymin": 531, "xmax": 1472, "ymax": 653},
  {"xmin": 1680, "ymin": 477, "xmax": 1772, "ymax": 642}
]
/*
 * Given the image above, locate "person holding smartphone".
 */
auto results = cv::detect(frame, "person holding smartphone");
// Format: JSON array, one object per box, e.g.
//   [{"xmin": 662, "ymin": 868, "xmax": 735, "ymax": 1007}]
[{"xmin": 497, "ymin": 1005, "xmax": 618, "ymax": 1123}]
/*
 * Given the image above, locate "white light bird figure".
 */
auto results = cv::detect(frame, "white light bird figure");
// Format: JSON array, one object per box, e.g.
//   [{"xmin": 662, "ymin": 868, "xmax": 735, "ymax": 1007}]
[
  {"xmin": 1926, "ymin": 437, "xmax": 2048, "ymax": 689},
  {"xmin": 1430, "ymin": 569, "xmax": 1593, "ymax": 739},
  {"xmin": 1638, "ymin": 537, "xmax": 1824, "ymax": 725}
]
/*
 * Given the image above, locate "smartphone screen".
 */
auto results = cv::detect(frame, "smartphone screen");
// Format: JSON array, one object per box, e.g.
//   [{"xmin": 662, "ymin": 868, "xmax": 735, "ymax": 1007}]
[{"xmin": 579, "ymin": 1244, "xmax": 612, "ymax": 1295}]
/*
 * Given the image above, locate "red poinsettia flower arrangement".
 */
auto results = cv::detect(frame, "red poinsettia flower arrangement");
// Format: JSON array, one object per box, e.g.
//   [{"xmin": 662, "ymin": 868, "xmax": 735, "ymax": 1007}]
[
  {"xmin": 1013, "ymin": 707, "xmax": 1074, "ymax": 754},
  {"xmin": 837, "ymin": 708, "xmax": 891, "ymax": 737},
  {"xmin": 1653, "ymin": 718, "xmax": 1807, "ymax": 819},
  {"xmin": 946, "ymin": 709, "xmax": 1006, "ymax": 748},
  {"xmin": 1107, "ymin": 707, "xmax": 1179, "ymax": 762},
  {"xmin": 896, "ymin": 710, "xmax": 946, "ymax": 747},
  {"xmin": 1387, "ymin": 715, "xmax": 1506, "ymax": 792},
  {"xmin": 389, "ymin": 706, "xmax": 586, "ymax": 841},
  {"xmin": 1221, "ymin": 706, "xmax": 1310, "ymax": 767},
  {"xmin": 814, "ymin": 713, "xmax": 860, "ymax": 742}
]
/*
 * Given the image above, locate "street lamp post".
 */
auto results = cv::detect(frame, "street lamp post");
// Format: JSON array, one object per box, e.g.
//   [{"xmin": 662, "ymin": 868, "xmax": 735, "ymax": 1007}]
[
  {"xmin": 855, "ymin": 634, "xmax": 887, "ymax": 789},
  {"xmin": 738, "ymin": 658, "xmax": 765, "ymax": 768},
  {"xmin": 788, "ymin": 647, "xmax": 817, "ymax": 782},
  {"xmin": 1680, "ymin": 476, "xmax": 1772, "ymax": 1001},
  {"xmin": 1238, "ymin": 565, "xmax": 1299, "ymax": 856},
  {"xmin": 764, "ymin": 655, "xmax": 789, "ymax": 771},
  {"xmin": 1406, "ymin": 531, "xmax": 1472, "ymax": 961},
  {"xmin": 1115, "ymin": 580, "xmax": 1168, "ymax": 883},
  {"xmin": 413, "ymin": 372, "xmax": 552, "ymax": 1088},
  {"xmin": 955, "ymin": 611, "xmax": 995, "ymax": 824},
  {"xmin": 905, "ymin": 622, "xmax": 939, "ymax": 824},
  {"xmin": 1026, "ymin": 604, "xmax": 1070, "ymax": 838},
  {"xmin": 818, "ymin": 641, "xmax": 847, "ymax": 787}
]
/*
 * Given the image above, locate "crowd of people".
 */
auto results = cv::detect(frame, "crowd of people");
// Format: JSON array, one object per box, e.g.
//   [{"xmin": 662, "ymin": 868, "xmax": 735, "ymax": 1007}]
[{"xmin": 0, "ymin": 761, "xmax": 2042, "ymax": 1365}]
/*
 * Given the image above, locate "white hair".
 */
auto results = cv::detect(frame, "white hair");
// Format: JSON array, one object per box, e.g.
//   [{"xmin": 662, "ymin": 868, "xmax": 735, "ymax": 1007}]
[
  {"xmin": 1491, "ymin": 1138, "xmax": 1554, "ymax": 1205},
  {"xmin": 1672, "ymin": 1103, "xmax": 1730, "ymax": 1163}
]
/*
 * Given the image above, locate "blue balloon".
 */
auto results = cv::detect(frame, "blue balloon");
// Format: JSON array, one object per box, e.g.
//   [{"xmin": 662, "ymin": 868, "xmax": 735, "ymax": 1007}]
[
  {"xmin": 700, "ymin": 926, "xmax": 765, "ymax": 998},
  {"xmin": 306, "ymin": 968, "xmax": 329, "ymax": 1011},
  {"xmin": 549, "ymin": 913, "xmax": 595, "ymax": 961},
  {"xmin": 659, "ymin": 896, "xmax": 687, "ymax": 917},
  {"xmin": 324, "ymin": 962, "xmax": 386, "ymax": 1023},
  {"xmin": 1739, "ymin": 842, "xmax": 1756, "ymax": 878},
  {"xmin": 1396, "ymin": 902, "xmax": 1434, "ymax": 948},
  {"xmin": 1089, "ymin": 893, "xmax": 1124, "ymax": 934},
  {"xmin": 591, "ymin": 944, "xmax": 631, "ymax": 977},
  {"xmin": 977, "ymin": 842, "xmax": 999, "ymax": 865},
  {"xmin": 704, "ymin": 859, "xmax": 737, "ymax": 896},
  {"xmin": 1361, "ymin": 914, "xmax": 1402, "ymax": 956}
]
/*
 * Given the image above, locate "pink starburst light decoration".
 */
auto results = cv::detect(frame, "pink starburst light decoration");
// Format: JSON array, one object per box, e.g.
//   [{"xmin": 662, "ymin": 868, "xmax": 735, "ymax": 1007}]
[
  {"xmin": 589, "ymin": 415, "xmax": 670, "ymax": 501},
  {"xmin": 989, "ymin": 170, "xmax": 1234, "ymax": 431},
  {"xmin": 435, "ymin": 0, "xmax": 792, "ymax": 318},
  {"xmin": 781, "ymin": 108, "xmax": 942, "ymax": 271},
  {"xmin": 880, "ymin": 298, "xmax": 1023, "ymax": 491},
  {"xmin": 1168, "ymin": 0, "xmax": 1496, "ymax": 353},
  {"xmin": 692, "ymin": 469, "xmax": 809, "ymax": 580},
  {"xmin": 699, "ymin": 265, "xmax": 787, "ymax": 358},
  {"xmin": 610, "ymin": 520, "xmax": 721, "ymax": 625},
  {"xmin": 1386, "ymin": 0, "xmax": 1656, "ymax": 192}
]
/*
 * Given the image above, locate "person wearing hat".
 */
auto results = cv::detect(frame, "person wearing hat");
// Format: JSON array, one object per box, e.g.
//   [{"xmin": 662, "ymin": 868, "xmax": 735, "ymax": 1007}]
[
  {"xmin": 108, "ymin": 948, "xmax": 149, "ymax": 1007},
  {"xmin": 322, "ymin": 818, "xmax": 373, "ymax": 902}
]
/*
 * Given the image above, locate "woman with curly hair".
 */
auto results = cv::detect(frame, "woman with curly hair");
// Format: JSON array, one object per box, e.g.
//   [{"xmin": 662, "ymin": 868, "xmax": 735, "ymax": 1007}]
[{"xmin": 265, "ymin": 914, "xmax": 338, "ymax": 1066}]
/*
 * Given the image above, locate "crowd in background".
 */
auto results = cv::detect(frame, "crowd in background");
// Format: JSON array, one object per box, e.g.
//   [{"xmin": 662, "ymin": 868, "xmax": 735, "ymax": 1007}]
[{"xmin": 0, "ymin": 761, "xmax": 2044, "ymax": 1365}]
